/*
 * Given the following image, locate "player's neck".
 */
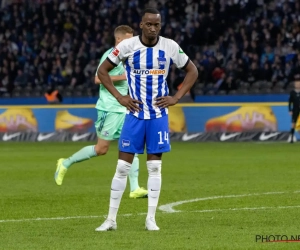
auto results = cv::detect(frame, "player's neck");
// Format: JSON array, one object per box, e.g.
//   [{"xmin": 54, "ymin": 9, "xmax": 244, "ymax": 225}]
[{"xmin": 139, "ymin": 35, "xmax": 159, "ymax": 47}]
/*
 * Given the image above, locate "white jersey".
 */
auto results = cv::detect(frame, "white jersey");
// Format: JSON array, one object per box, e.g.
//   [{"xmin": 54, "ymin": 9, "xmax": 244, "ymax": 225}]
[{"xmin": 107, "ymin": 36, "xmax": 189, "ymax": 120}]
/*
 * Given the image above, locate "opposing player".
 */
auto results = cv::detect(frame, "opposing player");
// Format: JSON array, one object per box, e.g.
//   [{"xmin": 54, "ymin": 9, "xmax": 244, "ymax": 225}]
[
  {"xmin": 288, "ymin": 80, "xmax": 300, "ymax": 143},
  {"xmin": 95, "ymin": 8, "xmax": 198, "ymax": 231},
  {"xmin": 54, "ymin": 25, "xmax": 148, "ymax": 199}
]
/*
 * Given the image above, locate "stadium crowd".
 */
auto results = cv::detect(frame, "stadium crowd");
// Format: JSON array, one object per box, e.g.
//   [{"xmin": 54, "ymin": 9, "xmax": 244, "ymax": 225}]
[{"xmin": 0, "ymin": 0, "xmax": 300, "ymax": 98}]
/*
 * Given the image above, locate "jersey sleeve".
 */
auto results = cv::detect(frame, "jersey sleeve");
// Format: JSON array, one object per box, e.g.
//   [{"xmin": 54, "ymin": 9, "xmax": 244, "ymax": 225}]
[
  {"xmin": 170, "ymin": 41, "xmax": 189, "ymax": 69},
  {"xmin": 107, "ymin": 40, "xmax": 128, "ymax": 67}
]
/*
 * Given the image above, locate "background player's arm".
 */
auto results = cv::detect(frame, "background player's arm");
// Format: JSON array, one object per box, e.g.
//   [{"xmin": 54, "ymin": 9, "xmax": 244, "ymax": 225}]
[
  {"xmin": 289, "ymin": 92, "xmax": 293, "ymax": 115},
  {"xmin": 94, "ymin": 73, "xmax": 127, "ymax": 84},
  {"xmin": 97, "ymin": 59, "xmax": 141, "ymax": 112}
]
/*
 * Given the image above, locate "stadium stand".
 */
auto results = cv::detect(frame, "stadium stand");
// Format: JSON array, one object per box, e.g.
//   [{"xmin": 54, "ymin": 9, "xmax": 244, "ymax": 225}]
[{"xmin": 0, "ymin": 0, "xmax": 299, "ymax": 98}]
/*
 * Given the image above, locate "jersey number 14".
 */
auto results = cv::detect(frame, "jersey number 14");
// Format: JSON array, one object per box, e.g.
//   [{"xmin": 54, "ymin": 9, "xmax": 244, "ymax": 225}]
[{"xmin": 158, "ymin": 131, "xmax": 169, "ymax": 144}]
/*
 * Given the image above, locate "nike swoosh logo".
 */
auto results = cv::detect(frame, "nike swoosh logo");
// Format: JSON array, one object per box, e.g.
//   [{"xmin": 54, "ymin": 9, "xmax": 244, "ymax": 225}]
[
  {"xmin": 259, "ymin": 132, "xmax": 280, "ymax": 141},
  {"xmin": 220, "ymin": 132, "xmax": 241, "ymax": 141},
  {"xmin": 2, "ymin": 132, "xmax": 21, "ymax": 141},
  {"xmin": 37, "ymin": 133, "xmax": 55, "ymax": 141},
  {"xmin": 72, "ymin": 133, "xmax": 90, "ymax": 141},
  {"xmin": 182, "ymin": 133, "xmax": 201, "ymax": 141}
]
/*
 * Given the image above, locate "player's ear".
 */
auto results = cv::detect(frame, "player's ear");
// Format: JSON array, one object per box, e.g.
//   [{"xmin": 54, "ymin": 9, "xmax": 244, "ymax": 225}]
[{"xmin": 140, "ymin": 22, "xmax": 143, "ymax": 29}]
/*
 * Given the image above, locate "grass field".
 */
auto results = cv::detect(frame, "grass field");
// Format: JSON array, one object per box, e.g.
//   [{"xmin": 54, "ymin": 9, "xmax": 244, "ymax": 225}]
[{"xmin": 1, "ymin": 141, "xmax": 300, "ymax": 250}]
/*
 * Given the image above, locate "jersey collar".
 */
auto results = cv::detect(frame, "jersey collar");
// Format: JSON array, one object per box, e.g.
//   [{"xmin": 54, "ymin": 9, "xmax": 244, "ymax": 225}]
[{"xmin": 139, "ymin": 35, "xmax": 160, "ymax": 47}]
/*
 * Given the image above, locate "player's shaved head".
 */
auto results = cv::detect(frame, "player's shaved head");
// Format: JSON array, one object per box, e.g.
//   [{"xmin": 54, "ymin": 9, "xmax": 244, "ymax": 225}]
[{"xmin": 141, "ymin": 7, "xmax": 160, "ymax": 17}]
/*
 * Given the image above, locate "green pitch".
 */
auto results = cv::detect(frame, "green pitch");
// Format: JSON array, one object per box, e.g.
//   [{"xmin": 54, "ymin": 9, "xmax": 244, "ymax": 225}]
[{"xmin": 1, "ymin": 142, "xmax": 300, "ymax": 250}]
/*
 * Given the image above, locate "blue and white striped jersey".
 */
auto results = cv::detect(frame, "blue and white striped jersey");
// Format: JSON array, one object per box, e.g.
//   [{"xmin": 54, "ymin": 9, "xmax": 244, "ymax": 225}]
[{"xmin": 107, "ymin": 36, "xmax": 189, "ymax": 120}]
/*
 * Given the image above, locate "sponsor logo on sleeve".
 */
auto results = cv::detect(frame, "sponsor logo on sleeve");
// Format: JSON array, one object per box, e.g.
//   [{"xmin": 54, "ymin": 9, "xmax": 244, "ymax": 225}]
[
  {"xmin": 112, "ymin": 48, "xmax": 120, "ymax": 57},
  {"xmin": 179, "ymin": 48, "xmax": 184, "ymax": 54}
]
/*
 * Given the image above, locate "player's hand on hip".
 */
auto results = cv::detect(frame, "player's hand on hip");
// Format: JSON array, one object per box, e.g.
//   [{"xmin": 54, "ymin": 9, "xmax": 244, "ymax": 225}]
[
  {"xmin": 117, "ymin": 95, "xmax": 142, "ymax": 113},
  {"xmin": 155, "ymin": 96, "xmax": 179, "ymax": 108}
]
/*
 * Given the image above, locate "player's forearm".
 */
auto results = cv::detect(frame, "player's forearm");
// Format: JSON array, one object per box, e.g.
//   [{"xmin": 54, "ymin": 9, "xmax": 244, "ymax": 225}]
[
  {"xmin": 94, "ymin": 76, "xmax": 101, "ymax": 84},
  {"xmin": 110, "ymin": 74, "xmax": 127, "ymax": 82},
  {"xmin": 94, "ymin": 75, "xmax": 127, "ymax": 85},
  {"xmin": 173, "ymin": 70, "xmax": 198, "ymax": 101}
]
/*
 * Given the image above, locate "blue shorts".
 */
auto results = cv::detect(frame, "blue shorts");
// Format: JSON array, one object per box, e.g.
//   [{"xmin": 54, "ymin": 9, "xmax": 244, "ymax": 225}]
[{"xmin": 119, "ymin": 114, "xmax": 171, "ymax": 154}]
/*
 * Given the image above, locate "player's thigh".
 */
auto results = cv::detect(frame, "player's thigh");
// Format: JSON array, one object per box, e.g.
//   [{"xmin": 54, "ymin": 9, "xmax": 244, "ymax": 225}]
[
  {"xmin": 119, "ymin": 114, "xmax": 145, "ymax": 154},
  {"xmin": 95, "ymin": 110, "xmax": 123, "ymax": 140},
  {"xmin": 114, "ymin": 112, "xmax": 126, "ymax": 140},
  {"xmin": 145, "ymin": 115, "xmax": 170, "ymax": 154}
]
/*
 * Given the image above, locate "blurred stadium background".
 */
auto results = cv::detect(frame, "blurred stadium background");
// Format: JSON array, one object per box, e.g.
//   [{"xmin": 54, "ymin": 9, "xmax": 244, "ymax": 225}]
[
  {"xmin": 0, "ymin": 0, "xmax": 299, "ymax": 142},
  {"xmin": 0, "ymin": 0, "xmax": 299, "ymax": 98}
]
